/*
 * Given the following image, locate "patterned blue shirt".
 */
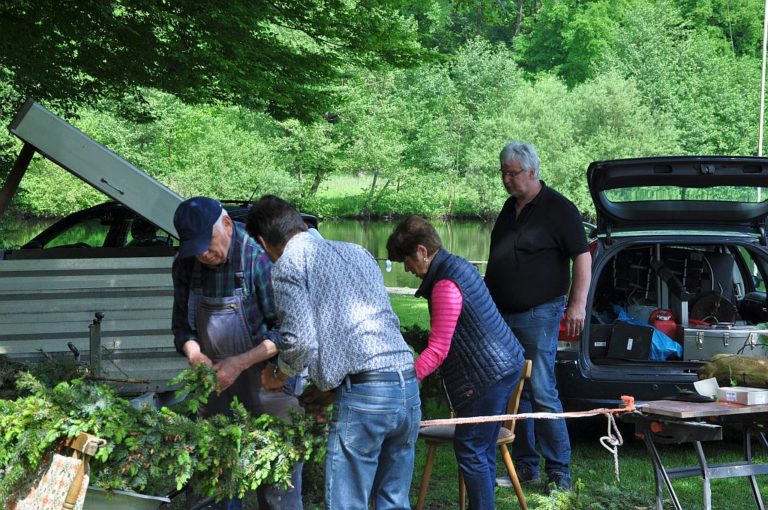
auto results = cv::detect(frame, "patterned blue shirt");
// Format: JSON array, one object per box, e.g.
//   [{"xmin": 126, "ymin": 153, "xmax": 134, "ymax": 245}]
[
  {"xmin": 271, "ymin": 232, "xmax": 414, "ymax": 391},
  {"xmin": 171, "ymin": 221, "xmax": 281, "ymax": 352}
]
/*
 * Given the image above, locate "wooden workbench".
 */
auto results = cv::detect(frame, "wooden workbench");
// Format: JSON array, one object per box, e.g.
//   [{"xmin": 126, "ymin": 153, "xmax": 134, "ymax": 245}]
[{"xmin": 622, "ymin": 400, "xmax": 768, "ymax": 510}]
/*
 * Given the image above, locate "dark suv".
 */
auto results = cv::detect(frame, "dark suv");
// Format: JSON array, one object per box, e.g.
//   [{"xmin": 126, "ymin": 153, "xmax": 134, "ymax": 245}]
[{"xmin": 557, "ymin": 157, "xmax": 768, "ymax": 410}]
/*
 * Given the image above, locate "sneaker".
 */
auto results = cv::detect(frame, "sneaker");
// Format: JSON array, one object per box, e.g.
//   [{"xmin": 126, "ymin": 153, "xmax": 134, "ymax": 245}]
[
  {"xmin": 514, "ymin": 466, "xmax": 541, "ymax": 485},
  {"xmin": 545, "ymin": 473, "xmax": 572, "ymax": 493}
]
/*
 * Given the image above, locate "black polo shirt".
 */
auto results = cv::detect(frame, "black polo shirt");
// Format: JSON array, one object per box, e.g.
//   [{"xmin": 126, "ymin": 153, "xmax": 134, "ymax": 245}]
[{"xmin": 485, "ymin": 182, "xmax": 588, "ymax": 314}]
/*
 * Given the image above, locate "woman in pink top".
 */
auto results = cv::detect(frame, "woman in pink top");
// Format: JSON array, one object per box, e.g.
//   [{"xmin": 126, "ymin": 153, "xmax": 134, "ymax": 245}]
[{"xmin": 387, "ymin": 215, "xmax": 524, "ymax": 510}]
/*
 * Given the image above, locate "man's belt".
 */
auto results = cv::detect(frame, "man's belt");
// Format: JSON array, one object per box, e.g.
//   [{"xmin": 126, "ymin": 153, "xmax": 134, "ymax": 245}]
[{"xmin": 347, "ymin": 368, "xmax": 417, "ymax": 384}]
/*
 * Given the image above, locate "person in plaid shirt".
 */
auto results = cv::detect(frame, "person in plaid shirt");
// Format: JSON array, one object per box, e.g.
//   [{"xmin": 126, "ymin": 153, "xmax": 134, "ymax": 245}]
[{"xmin": 171, "ymin": 196, "xmax": 303, "ymax": 510}]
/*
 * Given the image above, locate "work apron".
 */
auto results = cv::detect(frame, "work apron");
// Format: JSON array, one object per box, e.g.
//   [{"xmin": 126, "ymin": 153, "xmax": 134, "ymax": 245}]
[{"xmin": 188, "ymin": 246, "xmax": 300, "ymax": 421}]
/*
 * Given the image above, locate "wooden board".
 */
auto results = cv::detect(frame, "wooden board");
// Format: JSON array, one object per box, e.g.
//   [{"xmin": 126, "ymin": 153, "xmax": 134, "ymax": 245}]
[{"xmin": 640, "ymin": 399, "xmax": 768, "ymax": 419}]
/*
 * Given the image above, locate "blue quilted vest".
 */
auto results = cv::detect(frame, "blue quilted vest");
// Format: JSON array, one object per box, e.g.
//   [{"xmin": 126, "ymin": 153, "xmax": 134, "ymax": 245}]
[{"xmin": 416, "ymin": 249, "xmax": 524, "ymax": 410}]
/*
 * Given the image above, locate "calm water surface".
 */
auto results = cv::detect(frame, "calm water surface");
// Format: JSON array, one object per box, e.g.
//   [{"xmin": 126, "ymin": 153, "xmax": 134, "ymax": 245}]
[
  {"xmin": 1, "ymin": 217, "xmax": 494, "ymax": 289},
  {"xmin": 321, "ymin": 219, "xmax": 493, "ymax": 288}
]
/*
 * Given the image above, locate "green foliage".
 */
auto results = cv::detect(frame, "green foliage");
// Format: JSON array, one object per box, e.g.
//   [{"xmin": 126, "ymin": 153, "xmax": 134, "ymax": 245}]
[
  {"xmin": 601, "ymin": 0, "xmax": 760, "ymax": 156},
  {"xmin": 3, "ymin": 0, "xmax": 764, "ymax": 222},
  {"xmin": 0, "ymin": 365, "xmax": 328, "ymax": 504},
  {"xmin": 677, "ymin": 0, "xmax": 765, "ymax": 57},
  {"xmin": 0, "ymin": 0, "xmax": 424, "ymax": 123}
]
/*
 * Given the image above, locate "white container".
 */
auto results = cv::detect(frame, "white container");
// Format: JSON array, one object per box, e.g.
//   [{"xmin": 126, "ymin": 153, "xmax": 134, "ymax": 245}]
[
  {"xmin": 84, "ymin": 487, "xmax": 171, "ymax": 510},
  {"xmin": 717, "ymin": 386, "xmax": 768, "ymax": 406}
]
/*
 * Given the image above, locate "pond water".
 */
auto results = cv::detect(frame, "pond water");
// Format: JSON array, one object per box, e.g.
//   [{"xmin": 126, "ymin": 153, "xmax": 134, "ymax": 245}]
[
  {"xmin": 321, "ymin": 219, "xmax": 493, "ymax": 288},
  {"xmin": 1, "ymin": 216, "xmax": 493, "ymax": 289}
]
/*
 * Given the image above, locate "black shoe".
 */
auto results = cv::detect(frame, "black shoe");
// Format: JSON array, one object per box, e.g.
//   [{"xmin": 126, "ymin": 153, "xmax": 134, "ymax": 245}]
[
  {"xmin": 545, "ymin": 473, "xmax": 572, "ymax": 493},
  {"xmin": 514, "ymin": 466, "xmax": 541, "ymax": 485}
]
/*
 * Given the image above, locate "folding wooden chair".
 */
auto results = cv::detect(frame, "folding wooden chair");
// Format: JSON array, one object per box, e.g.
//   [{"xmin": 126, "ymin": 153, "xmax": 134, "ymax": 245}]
[{"xmin": 415, "ymin": 360, "xmax": 532, "ymax": 510}]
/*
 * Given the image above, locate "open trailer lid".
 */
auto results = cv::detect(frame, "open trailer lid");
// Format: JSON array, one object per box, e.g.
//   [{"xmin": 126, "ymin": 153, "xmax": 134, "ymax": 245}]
[
  {"xmin": 6, "ymin": 99, "xmax": 182, "ymax": 237},
  {"xmin": 587, "ymin": 156, "xmax": 768, "ymax": 235}
]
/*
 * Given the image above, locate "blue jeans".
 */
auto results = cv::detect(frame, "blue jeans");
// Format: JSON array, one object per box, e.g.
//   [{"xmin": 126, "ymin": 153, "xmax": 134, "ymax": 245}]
[
  {"xmin": 453, "ymin": 372, "xmax": 519, "ymax": 510},
  {"xmin": 502, "ymin": 296, "xmax": 571, "ymax": 481},
  {"xmin": 325, "ymin": 371, "xmax": 421, "ymax": 509}
]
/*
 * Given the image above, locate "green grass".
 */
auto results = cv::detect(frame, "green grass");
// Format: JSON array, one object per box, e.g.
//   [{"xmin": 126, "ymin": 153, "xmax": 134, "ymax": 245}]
[
  {"xmin": 315, "ymin": 173, "xmax": 371, "ymax": 199},
  {"xmin": 390, "ymin": 294, "xmax": 430, "ymax": 329},
  {"xmin": 405, "ymin": 417, "xmax": 768, "ymax": 510}
]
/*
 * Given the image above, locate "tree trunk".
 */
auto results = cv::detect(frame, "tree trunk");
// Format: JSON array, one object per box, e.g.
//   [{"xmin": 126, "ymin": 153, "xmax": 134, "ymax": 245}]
[
  {"xmin": 308, "ymin": 167, "xmax": 324, "ymax": 196},
  {"xmin": 513, "ymin": 0, "xmax": 524, "ymax": 36},
  {"xmin": 362, "ymin": 169, "xmax": 380, "ymax": 217}
]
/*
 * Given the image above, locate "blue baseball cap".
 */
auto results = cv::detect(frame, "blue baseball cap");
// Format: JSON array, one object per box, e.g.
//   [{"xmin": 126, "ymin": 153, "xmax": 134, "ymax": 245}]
[{"xmin": 173, "ymin": 197, "xmax": 223, "ymax": 258}]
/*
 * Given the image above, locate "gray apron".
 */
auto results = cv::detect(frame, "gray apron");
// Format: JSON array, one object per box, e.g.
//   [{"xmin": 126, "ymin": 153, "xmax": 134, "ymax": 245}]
[
  {"xmin": 187, "ymin": 240, "xmax": 301, "ymax": 420},
  {"xmin": 186, "ymin": 238, "xmax": 304, "ymax": 509}
]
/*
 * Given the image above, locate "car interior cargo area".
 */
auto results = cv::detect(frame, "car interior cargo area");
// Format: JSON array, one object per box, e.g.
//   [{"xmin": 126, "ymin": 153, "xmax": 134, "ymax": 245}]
[{"xmin": 587, "ymin": 243, "xmax": 768, "ymax": 364}]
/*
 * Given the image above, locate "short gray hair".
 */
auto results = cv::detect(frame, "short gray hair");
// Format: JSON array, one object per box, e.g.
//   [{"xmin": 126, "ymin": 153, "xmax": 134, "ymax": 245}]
[
  {"xmin": 499, "ymin": 141, "xmax": 540, "ymax": 179},
  {"xmin": 213, "ymin": 209, "xmax": 230, "ymax": 234}
]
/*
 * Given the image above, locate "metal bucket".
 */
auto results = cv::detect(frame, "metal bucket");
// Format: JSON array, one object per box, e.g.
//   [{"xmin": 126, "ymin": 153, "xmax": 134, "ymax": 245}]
[{"xmin": 84, "ymin": 487, "xmax": 171, "ymax": 510}]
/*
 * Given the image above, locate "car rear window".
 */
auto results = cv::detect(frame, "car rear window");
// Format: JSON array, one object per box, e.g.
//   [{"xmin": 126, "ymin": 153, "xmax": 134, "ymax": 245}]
[{"xmin": 604, "ymin": 186, "xmax": 765, "ymax": 203}]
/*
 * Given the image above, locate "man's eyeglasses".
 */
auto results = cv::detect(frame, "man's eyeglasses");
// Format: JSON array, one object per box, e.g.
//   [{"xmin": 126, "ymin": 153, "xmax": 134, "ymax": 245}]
[{"xmin": 500, "ymin": 168, "xmax": 527, "ymax": 179}]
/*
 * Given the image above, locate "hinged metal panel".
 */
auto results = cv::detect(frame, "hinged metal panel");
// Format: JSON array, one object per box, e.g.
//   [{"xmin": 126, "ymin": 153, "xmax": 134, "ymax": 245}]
[{"xmin": 8, "ymin": 99, "xmax": 182, "ymax": 236}]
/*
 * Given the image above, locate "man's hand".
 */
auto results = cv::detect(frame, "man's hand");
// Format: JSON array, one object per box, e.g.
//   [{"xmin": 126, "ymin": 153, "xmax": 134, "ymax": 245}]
[
  {"xmin": 213, "ymin": 355, "xmax": 246, "ymax": 393},
  {"xmin": 565, "ymin": 304, "xmax": 586, "ymax": 338},
  {"xmin": 300, "ymin": 384, "xmax": 336, "ymax": 423},
  {"xmin": 261, "ymin": 362, "xmax": 288, "ymax": 391},
  {"xmin": 184, "ymin": 340, "xmax": 213, "ymax": 368}
]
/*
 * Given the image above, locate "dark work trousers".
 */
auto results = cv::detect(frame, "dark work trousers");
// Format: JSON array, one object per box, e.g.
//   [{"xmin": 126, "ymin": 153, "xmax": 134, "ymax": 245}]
[{"xmin": 189, "ymin": 283, "xmax": 303, "ymax": 510}]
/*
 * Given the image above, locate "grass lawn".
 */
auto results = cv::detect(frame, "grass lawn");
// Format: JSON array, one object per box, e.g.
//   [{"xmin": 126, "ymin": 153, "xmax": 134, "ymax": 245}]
[{"xmin": 410, "ymin": 422, "xmax": 768, "ymax": 510}]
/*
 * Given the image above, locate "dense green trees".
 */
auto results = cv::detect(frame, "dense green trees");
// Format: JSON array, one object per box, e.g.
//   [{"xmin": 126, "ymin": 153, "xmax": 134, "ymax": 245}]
[
  {"xmin": 0, "ymin": 0, "xmax": 424, "ymax": 186},
  {"xmin": 0, "ymin": 0, "xmax": 422, "ymax": 121},
  {"xmin": 1, "ymin": 0, "xmax": 766, "ymax": 220}
]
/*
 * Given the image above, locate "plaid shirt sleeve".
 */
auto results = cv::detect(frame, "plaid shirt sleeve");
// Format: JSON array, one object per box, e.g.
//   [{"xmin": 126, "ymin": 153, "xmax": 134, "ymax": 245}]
[
  {"xmin": 171, "ymin": 256, "xmax": 196, "ymax": 353},
  {"xmin": 234, "ymin": 223, "xmax": 282, "ymax": 347},
  {"xmin": 247, "ymin": 246, "xmax": 283, "ymax": 346}
]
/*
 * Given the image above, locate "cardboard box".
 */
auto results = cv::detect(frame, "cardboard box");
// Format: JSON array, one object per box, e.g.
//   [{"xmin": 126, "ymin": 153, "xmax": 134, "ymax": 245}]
[
  {"xmin": 694, "ymin": 378, "xmax": 768, "ymax": 406},
  {"xmin": 716, "ymin": 386, "xmax": 768, "ymax": 406}
]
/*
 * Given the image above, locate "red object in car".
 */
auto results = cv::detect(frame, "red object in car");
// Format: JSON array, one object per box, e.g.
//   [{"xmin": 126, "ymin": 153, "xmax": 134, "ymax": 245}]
[
  {"xmin": 558, "ymin": 312, "xmax": 579, "ymax": 341},
  {"xmin": 649, "ymin": 308, "xmax": 677, "ymax": 339}
]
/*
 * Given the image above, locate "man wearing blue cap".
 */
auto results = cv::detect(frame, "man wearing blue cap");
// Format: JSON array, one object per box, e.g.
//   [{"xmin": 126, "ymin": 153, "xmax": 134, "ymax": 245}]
[{"xmin": 171, "ymin": 196, "xmax": 303, "ymax": 510}]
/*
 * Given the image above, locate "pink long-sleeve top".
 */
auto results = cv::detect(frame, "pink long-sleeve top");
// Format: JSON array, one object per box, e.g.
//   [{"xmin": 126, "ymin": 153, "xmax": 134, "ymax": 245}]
[{"xmin": 414, "ymin": 279, "xmax": 463, "ymax": 381}]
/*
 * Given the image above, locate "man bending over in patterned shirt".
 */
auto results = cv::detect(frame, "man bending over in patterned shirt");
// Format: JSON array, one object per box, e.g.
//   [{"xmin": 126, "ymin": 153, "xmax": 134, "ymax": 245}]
[{"xmin": 246, "ymin": 195, "xmax": 420, "ymax": 510}]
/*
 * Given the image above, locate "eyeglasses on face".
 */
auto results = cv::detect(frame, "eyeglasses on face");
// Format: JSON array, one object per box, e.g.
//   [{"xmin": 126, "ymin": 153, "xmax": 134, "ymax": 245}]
[{"xmin": 500, "ymin": 167, "xmax": 527, "ymax": 179}]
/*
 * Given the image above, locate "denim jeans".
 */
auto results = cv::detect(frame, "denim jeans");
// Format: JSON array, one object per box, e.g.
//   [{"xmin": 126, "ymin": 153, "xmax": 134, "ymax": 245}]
[
  {"xmin": 502, "ymin": 296, "xmax": 571, "ymax": 481},
  {"xmin": 453, "ymin": 372, "xmax": 519, "ymax": 510},
  {"xmin": 325, "ymin": 371, "xmax": 421, "ymax": 509}
]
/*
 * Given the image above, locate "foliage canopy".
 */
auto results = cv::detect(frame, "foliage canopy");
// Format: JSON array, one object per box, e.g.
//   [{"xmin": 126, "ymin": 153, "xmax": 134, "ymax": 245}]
[{"xmin": 0, "ymin": 0, "xmax": 423, "ymax": 122}]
